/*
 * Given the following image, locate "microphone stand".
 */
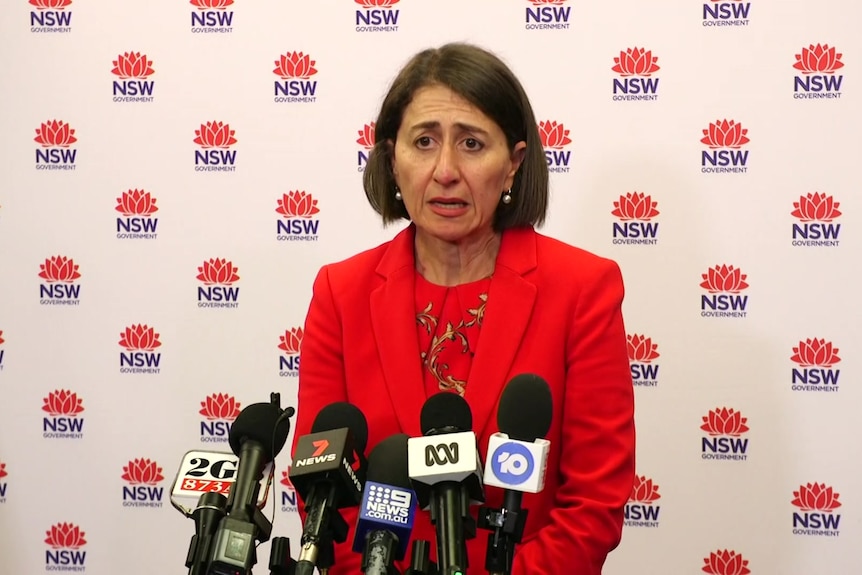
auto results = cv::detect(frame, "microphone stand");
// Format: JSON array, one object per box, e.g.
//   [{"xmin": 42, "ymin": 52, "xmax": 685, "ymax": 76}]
[
  {"xmin": 404, "ymin": 540, "xmax": 437, "ymax": 575},
  {"xmin": 269, "ymin": 537, "xmax": 298, "ymax": 575},
  {"xmin": 479, "ymin": 492, "xmax": 528, "ymax": 575},
  {"xmin": 185, "ymin": 492, "xmax": 228, "ymax": 575}
]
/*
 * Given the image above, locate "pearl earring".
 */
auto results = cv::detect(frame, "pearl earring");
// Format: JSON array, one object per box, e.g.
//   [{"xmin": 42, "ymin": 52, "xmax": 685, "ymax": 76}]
[
  {"xmin": 501, "ymin": 189, "xmax": 513, "ymax": 204},
  {"xmin": 395, "ymin": 189, "xmax": 402, "ymax": 201}
]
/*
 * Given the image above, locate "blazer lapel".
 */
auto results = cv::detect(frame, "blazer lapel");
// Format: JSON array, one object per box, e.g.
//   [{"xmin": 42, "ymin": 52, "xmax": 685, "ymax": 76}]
[
  {"xmin": 465, "ymin": 227, "xmax": 538, "ymax": 437},
  {"xmin": 370, "ymin": 225, "xmax": 426, "ymax": 438}
]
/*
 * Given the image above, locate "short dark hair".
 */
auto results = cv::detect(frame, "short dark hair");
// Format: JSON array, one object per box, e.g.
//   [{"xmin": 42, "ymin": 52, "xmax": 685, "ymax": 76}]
[{"xmin": 363, "ymin": 43, "xmax": 548, "ymax": 231}]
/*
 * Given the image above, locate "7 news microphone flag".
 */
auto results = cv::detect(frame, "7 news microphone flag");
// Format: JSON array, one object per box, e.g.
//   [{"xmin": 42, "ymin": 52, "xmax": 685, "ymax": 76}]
[
  {"xmin": 290, "ymin": 402, "xmax": 368, "ymax": 575},
  {"xmin": 481, "ymin": 374, "xmax": 553, "ymax": 575},
  {"xmin": 407, "ymin": 393, "xmax": 484, "ymax": 575}
]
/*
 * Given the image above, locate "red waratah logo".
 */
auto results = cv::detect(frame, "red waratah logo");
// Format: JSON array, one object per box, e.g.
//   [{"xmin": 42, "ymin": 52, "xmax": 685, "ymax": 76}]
[
  {"xmin": 38, "ymin": 256, "xmax": 81, "ymax": 283},
  {"xmin": 115, "ymin": 189, "xmax": 158, "ymax": 216},
  {"xmin": 278, "ymin": 328, "xmax": 304, "ymax": 354},
  {"xmin": 0, "ymin": 330, "xmax": 4, "ymax": 346},
  {"xmin": 791, "ymin": 192, "xmax": 841, "ymax": 222},
  {"xmin": 627, "ymin": 334, "xmax": 660, "ymax": 363},
  {"xmin": 357, "ymin": 123, "xmax": 376, "ymax": 148},
  {"xmin": 355, "ymin": 0, "xmax": 400, "ymax": 6},
  {"xmin": 199, "ymin": 393, "xmax": 241, "ymax": 421},
  {"xmin": 190, "ymin": 0, "xmax": 234, "ymax": 8},
  {"xmin": 0, "ymin": 462, "xmax": 7, "ymax": 479},
  {"xmin": 700, "ymin": 265, "xmax": 749, "ymax": 294},
  {"xmin": 793, "ymin": 44, "xmax": 844, "ymax": 74},
  {"xmin": 612, "ymin": 192, "xmax": 659, "ymax": 221},
  {"xmin": 273, "ymin": 52, "xmax": 318, "ymax": 79},
  {"xmin": 196, "ymin": 258, "xmax": 240, "ymax": 286},
  {"xmin": 538, "ymin": 121, "xmax": 571, "ymax": 149},
  {"xmin": 194, "ymin": 122, "xmax": 237, "ymax": 149},
  {"xmin": 122, "ymin": 458, "xmax": 164, "ymax": 485},
  {"xmin": 34, "ymin": 120, "xmax": 77, "ymax": 147},
  {"xmin": 45, "ymin": 523, "xmax": 87, "ymax": 549},
  {"xmin": 42, "ymin": 390, "xmax": 85, "ymax": 417},
  {"xmin": 701, "ymin": 120, "xmax": 750, "ymax": 149},
  {"xmin": 111, "ymin": 52, "xmax": 155, "ymax": 79},
  {"xmin": 276, "ymin": 192, "xmax": 320, "ymax": 218},
  {"xmin": 791, "ymin": 338, "xmax": 841, "ymax": 368},
  {"xmin": 280, "ymin": 470, "xmax": 295, "ymax": 489},
  {"xmin": 701, "ymin": 408, "xmax": 749, "ymax": 437},
  {"xmin": 612, "ymin": 48, "xmax": 660, "ymax": 77},
  {"xmin": 630, "ymin": 475, "xmax": 661, "ymax": 503},
  {"xmin": 702, "ymin": 550, "xmax": 751, "ymax": 575},
  {"xmin": 792, "ymin": 483, "xmax": 842, "ymax": 511},
  {"xmin": 527, "ymin": 0, "xmax": 566, "ymax": 4},
  {"xmin": 29, "ymin": 0, "xmax": 72, "ymax": 9},
  {"xmin": 118, "ymin": 325, "xmax": 162, "ymax": 352}
]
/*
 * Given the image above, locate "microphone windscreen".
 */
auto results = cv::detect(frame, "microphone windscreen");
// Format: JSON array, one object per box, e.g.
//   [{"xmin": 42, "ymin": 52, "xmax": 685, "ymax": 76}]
[
  {"xmin": 228, "ymin": 402, "xmax": 291, "ymax": 462},
  {"xmin": 420, "ymin": 392, "xmax": 472, "ymax": 435},
  {"xmin": 366, "ymin": 433, "xmax": 411, "ymax": 488},
  {"xmin": 497, "ymin": 373, "xmax": 553, "ymax": 441},
  {"xmin": 311, "ymin": 402, "xmax": 369, "ymax": 454}
]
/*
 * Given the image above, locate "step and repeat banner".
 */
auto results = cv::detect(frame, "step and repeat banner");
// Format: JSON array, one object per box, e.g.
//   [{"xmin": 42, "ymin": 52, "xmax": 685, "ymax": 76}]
[{"xmin": 0, "ymin": 0, "xmax": 858, "ymax": 574}]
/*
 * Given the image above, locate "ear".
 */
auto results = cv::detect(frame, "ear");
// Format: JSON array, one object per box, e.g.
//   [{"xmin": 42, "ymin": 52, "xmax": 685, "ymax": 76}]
[
  {"xmin": 387, "ymin": 138, "xmax": 398, "ymax": 177},
  {"xmin": 505, "ymin": 141, "xmax": 527, "ymax": 186}
]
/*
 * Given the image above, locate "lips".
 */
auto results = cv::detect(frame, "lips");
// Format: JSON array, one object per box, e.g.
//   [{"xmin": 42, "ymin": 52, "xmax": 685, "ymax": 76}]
[{"xmin": 429, "ymin": 197, "xmax": 467, "ymax": 208}]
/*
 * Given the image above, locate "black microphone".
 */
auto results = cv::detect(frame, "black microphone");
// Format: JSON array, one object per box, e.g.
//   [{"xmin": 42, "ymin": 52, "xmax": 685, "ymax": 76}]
[
  {"xmin": 407, "ymin": 393, "xmax": 484, "ymax": 575},
  {"xmin": 290, "ymin": 402, "xmax": 368, "ymax": 575},
  {"xmin": 353, "ymin": 433, "xmax": 417, "ymax": 575},
  {"xmin": 209, "ymin": 400, "xmax": 294, "ymax": 575},
  {"xmin": 481, "ymin": 374, "xmax": 553, "ymax": 575}
]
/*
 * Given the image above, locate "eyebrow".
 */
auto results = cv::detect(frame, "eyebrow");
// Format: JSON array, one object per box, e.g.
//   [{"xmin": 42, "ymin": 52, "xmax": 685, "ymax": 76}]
[{"xmin": 407, "ymin": 120, "xmax": 490, "ymax": 135}]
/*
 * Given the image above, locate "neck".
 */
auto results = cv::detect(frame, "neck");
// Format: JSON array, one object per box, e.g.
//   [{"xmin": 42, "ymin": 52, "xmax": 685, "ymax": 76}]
[{"xmin": 414, "ymin": 228, "xmax": 501, "ymax": 286}]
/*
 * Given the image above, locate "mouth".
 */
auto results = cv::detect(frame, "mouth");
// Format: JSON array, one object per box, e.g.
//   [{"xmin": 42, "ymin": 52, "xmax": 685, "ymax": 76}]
[{"xmin": 429, "ymin": 198, "xmax": 468, "ymax": 209}]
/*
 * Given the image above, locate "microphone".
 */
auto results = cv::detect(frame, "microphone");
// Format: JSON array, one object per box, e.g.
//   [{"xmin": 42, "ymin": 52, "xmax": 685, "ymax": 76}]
[
  {"xmin": 290, "ymin": 402, "xmax": 368, "ymax": 575},
  {"xmin": 208, "ymin": 401, "xmax": 294, "ymax": 575},
  {"xmin": 407, "ymin": 393, "xmax": 484, "ymax": 575},
  {"xmin": 481, "ymin": 374, "xmax": 553, "ymax": 575},
  {"xmin": 353, "ymin": 433, "xmax": 417, "ymax": 575}
]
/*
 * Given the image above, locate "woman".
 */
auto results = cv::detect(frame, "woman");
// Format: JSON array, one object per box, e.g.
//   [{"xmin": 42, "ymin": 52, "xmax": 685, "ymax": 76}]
[{"xmin": 294, "ymin": 43, "xmax": 635, "ymax": 575}]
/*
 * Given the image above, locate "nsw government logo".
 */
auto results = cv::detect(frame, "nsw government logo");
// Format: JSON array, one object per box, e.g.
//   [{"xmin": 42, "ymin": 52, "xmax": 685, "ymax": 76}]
[
  {"xmin": 119, "ymin": 324, "xmax": 162, "ymax": 375},
  {"xmin": 35, "ymin": 120, "xmax": 77, "ymax": 171},
  {"xmin": 612, "ymin": 48, "xmax": 660, "ymax": 101},
  {"xmin": 612, "ymin": 193, "xmax": 659, "ymax": 245},
  {"xmin": 280, "ymin": 470, "xmax": 298, "ymax": 513},
  {"xmin": 29, "ymin": 0, "xmax": 73, "ymax": 34},
  {"xmin": 116, "ymin": 189, "xmax": 159, "ymax": 239},
  {"xmin": 538, "ymin": 121, "xmax": 571, "ymax": 173},
  {"xmin": 194, "ymin": 121, "xmax": 238, "ymax": 172},
  {"xmin": 45, "ymin": 523, "xmax": 87, "ymax": 572},
  {"xmin": 111, "ymin": 52, "xmax": 155, "ymax": 103},
  {"xmin": 791, "ymin": 338, "xmax": 840, "ymax": 393},
  {"xmin": 791, "ymin": 192, "xmax": 841, "ymax": 247},
  {"xmin": 356, "ymin": 122, "xmax": 375, "ymax": 172},
  {"xmin": 278, "ymin": 327, "xmax": 303, "ymax": 377},
  {"xmin": 199, "ymin": 393, "xmax": 240, "ymax": 443},
  {"xmin": 625, "ymin": 475, "xmax": 660, "ymax": 528},
  {"xmin": 39, "ymin": 256, "xmax": 81, "ymax": 306},
  {"xmin": 197, "ymin": 258, "xmax": 240, "ymax": 308},
  {"xmin": 0, "ymin": 461, "xmax": 8, "ymax": 503},
  {"xmin": 702, "ymin": 550, "xmax": 751, "ymax": 574},
  {"xmin": 700, "ymin": 264, "xmax": 749, "ymax": 318},
  {"xmin": 190, "ymin": 0, "xmax": 234, "ymax": 34},
  {"xmin": 701, "ymin": 119, "xmax": 749, "ymax": 174},
  {"xmin": 273, "ymin": 52, "xmax": 318, "ymax": 103},
  {"xmin": 700, "ymin": 407, "xmax": 749, "ymax": 461},
  {"xmin": 276, "ymin": 191, "xmax": 320, "ymax": 241},
  {"xmin": 792, "ymin": 482, "xmax": 841, "ymax": 536},
  {"xmin": 793, "ymin": 44, "xmax": 844, "ymax": 100},
  {"xmin": 122, "ymin": 458, "xmax": 165, "ymax": 508},
  {"xmin": 490, "ymin": 442, "xmax": 534, "ymax": 486},
  {"xmin": 42, "ymin": 389, "xmax": 84, "ymax": 439},
  {"xmin": 355, "ymin": 0, "xmax": 400, "ymax": 33},
  {"xmin": 627, "ymin": 334, "xmax": 660, "ymax": 387},
  {"xmin": 702, "ymin": 0, "xmax": 751, "ymax": 27},
  {"xmin": 524, "ymin": 0, "xmax": 571, "ymax": 30}
]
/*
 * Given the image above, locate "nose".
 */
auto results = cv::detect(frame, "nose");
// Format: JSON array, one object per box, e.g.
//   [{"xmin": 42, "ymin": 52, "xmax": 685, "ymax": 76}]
[{"xmin": 433, "ymin": 142, "xmax": 460, "ymax": 185}]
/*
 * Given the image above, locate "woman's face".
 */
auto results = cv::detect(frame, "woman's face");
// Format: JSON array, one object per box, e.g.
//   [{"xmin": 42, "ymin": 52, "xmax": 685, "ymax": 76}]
[{"xmin": 391, "ymin": 84, "xmax": 525, "ymax": 245}]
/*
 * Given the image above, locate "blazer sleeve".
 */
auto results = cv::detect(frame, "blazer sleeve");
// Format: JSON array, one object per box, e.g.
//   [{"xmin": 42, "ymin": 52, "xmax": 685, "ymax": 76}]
[{"xmin": 513, "ymin": 258, "xmax": 636, "ymax": 575}]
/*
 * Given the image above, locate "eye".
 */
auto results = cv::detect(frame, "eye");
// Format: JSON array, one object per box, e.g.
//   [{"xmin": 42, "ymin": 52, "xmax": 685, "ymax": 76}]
[
  {"xmin": 463, "ymin": 138, "xmax": 483, "ymax": 150},
  {"xmin": 415, "ymin": 136, "xmax": 433, "ymax": 148}
]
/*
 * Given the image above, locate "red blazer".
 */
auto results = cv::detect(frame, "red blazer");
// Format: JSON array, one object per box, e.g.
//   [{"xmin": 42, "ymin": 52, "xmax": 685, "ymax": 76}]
[{"xmin": 294, "ymin": 225, "xmax": 635, "ymax": 575}]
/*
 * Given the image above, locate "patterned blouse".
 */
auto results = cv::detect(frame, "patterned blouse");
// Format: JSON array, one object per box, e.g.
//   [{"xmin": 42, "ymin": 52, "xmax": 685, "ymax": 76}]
[{"xmin": 414, "ymin": 271, "xmax": 490, "ymax": 397}]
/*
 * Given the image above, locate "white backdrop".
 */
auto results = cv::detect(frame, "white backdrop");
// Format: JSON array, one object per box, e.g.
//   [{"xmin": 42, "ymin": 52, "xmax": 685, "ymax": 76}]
[{"xmin": 0, "ymin": 1, "xmax": 859, "ymax": 574}]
